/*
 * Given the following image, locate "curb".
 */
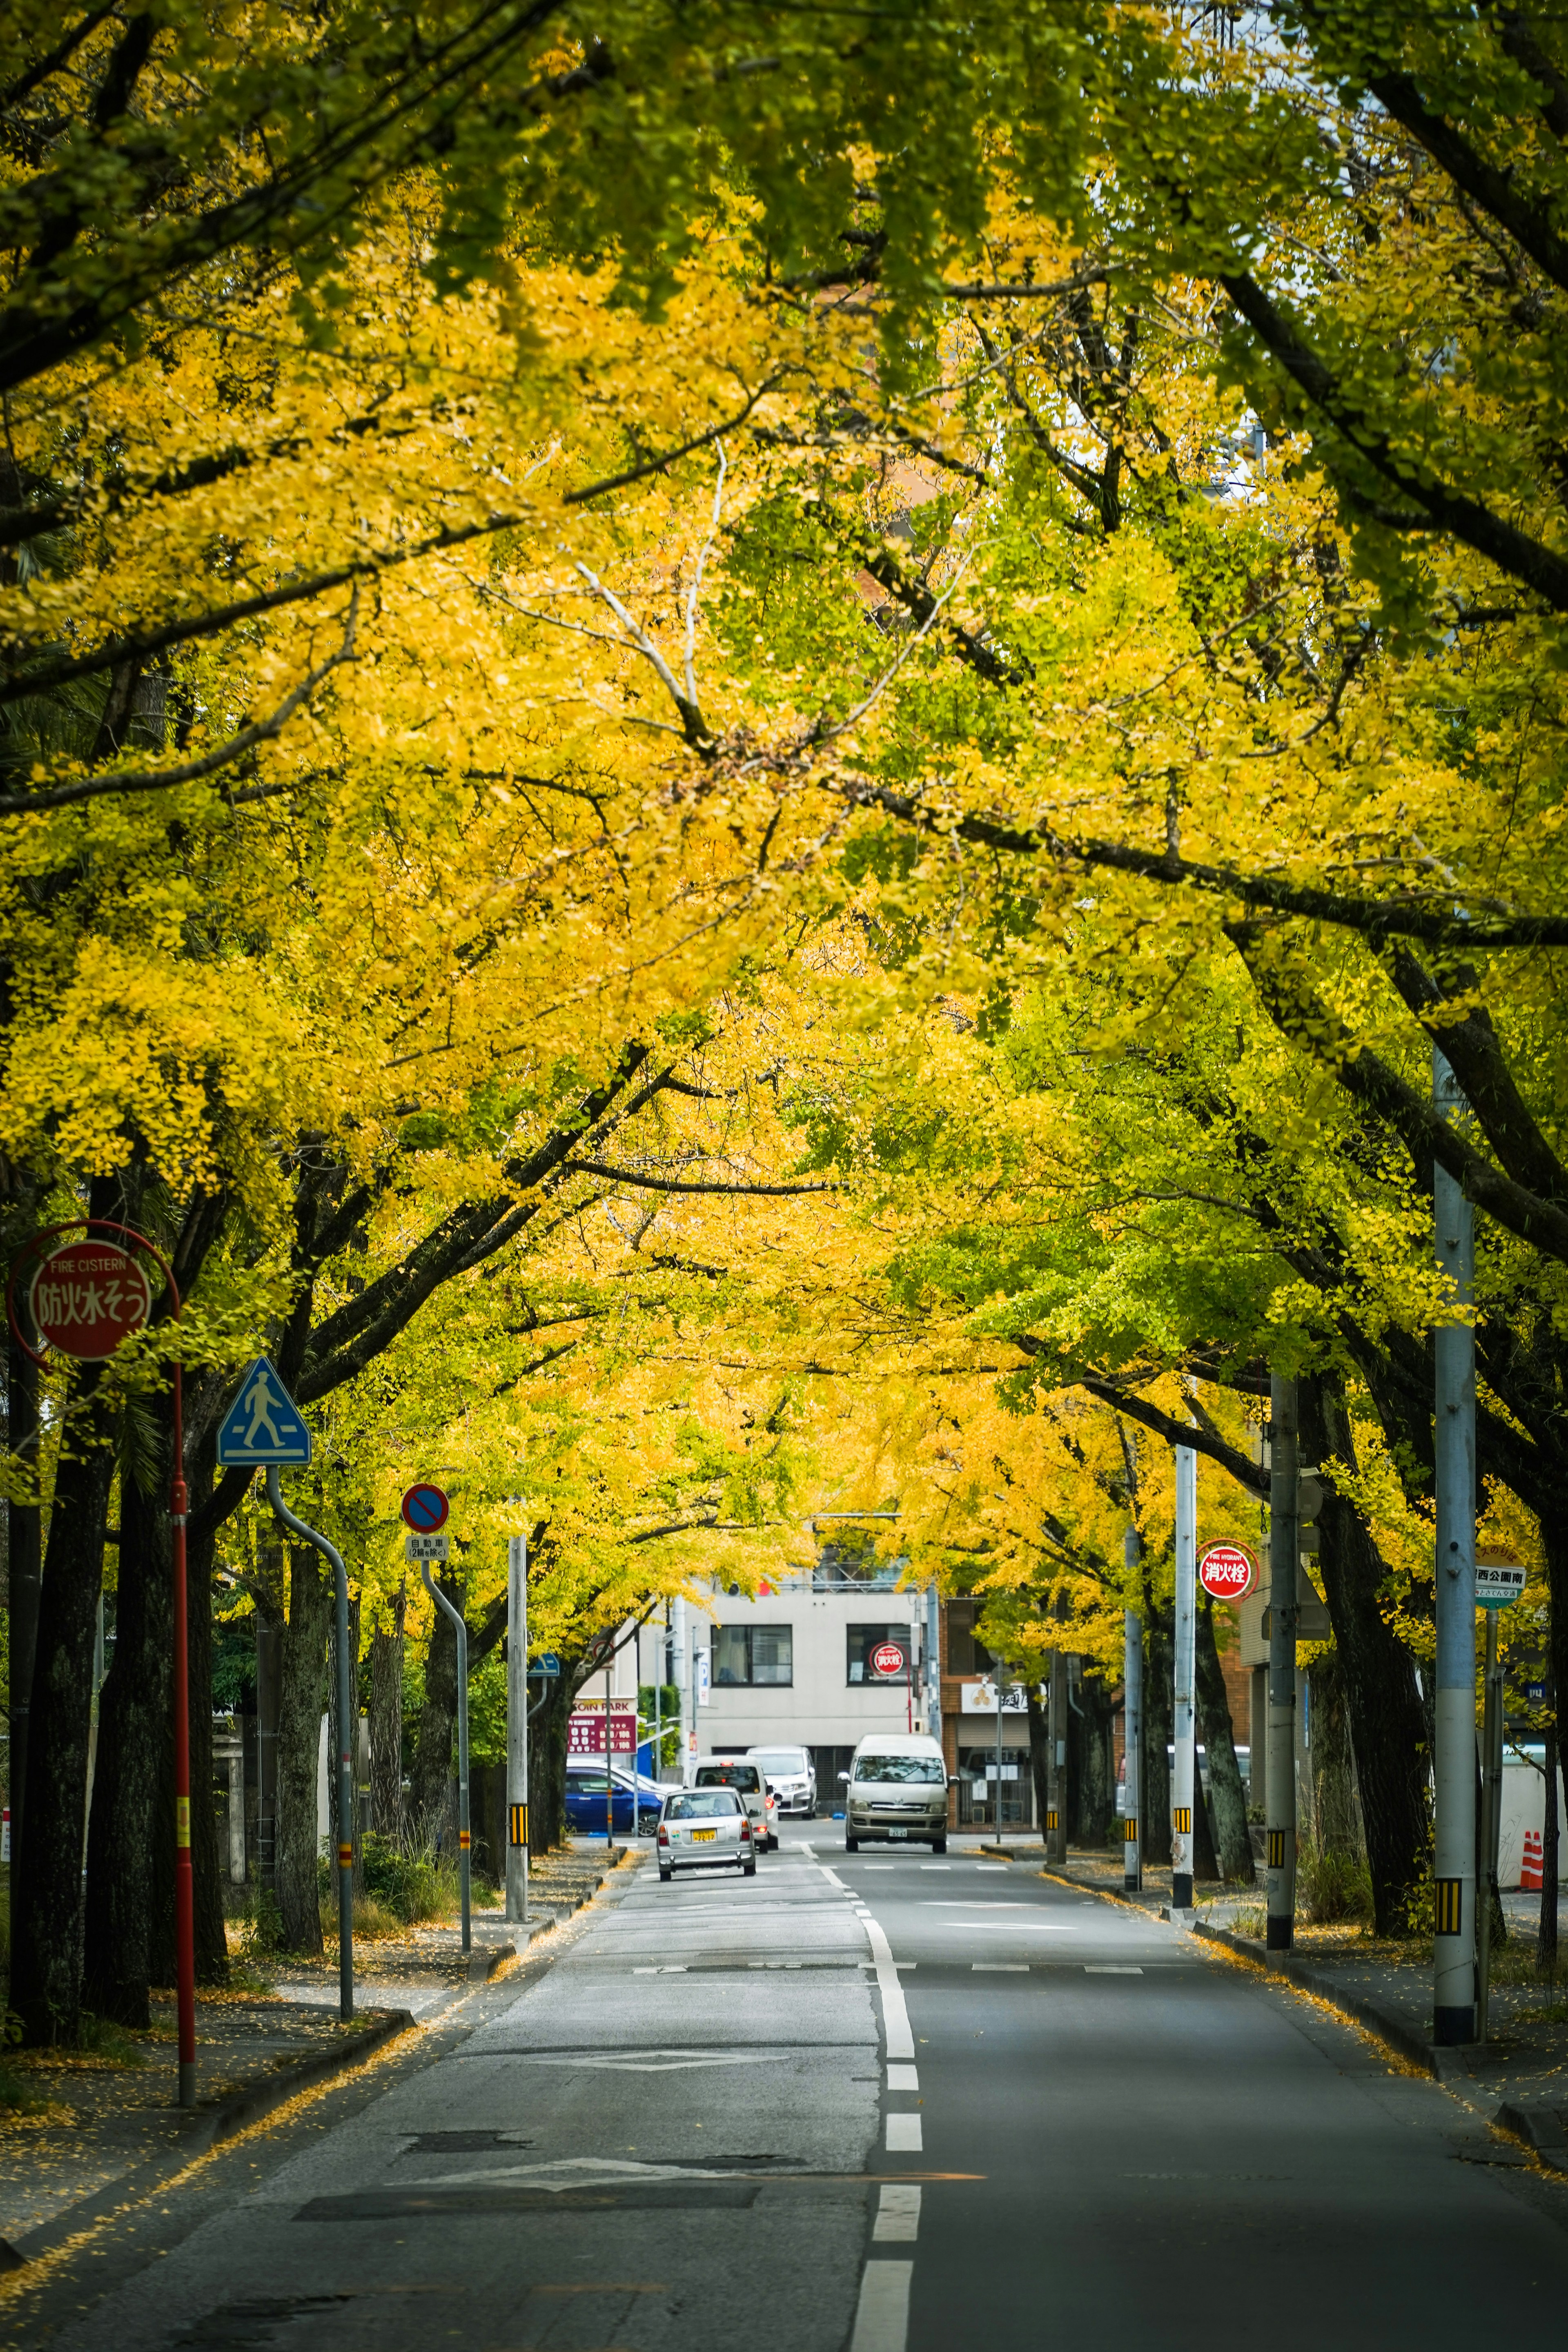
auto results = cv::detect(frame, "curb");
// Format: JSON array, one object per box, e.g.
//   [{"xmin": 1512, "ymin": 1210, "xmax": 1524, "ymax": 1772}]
[
  {"xmin": 0, "ymin": 2003, "xmax": 420, "ymax": 2274},
  {"xmin": 205, "ymin": 2004, "xmax": 416, "ymax": 2147}
]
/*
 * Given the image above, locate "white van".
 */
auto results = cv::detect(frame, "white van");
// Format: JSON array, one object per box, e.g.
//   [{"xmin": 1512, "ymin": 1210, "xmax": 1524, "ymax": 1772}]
[{"xmin": 842, "ymin": 1733, "xmax": 949, "ymax": 1852}]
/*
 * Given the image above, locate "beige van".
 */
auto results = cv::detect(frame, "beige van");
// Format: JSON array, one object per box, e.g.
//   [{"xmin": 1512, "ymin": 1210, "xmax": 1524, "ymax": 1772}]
[{"xmin": 842, "ymin": 1733, "xmax": 949, "ymax": 1852}]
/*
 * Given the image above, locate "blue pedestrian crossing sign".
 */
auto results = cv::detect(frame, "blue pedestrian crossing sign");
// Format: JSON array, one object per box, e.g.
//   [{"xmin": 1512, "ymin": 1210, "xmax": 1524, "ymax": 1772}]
[{"xmin": 216, "ymin": 1356, "xmax": 312, "ymax": 1466}]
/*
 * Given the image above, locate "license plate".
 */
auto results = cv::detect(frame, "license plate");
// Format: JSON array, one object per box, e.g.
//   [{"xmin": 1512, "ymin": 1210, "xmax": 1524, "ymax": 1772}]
[
  {"xmin": 692, "ymin": 1828, "xmax": 716, "ymax": 1843},
  {"xmin": 889, "ymin": 1828, "xmax": 910, "ymax": 1840}
]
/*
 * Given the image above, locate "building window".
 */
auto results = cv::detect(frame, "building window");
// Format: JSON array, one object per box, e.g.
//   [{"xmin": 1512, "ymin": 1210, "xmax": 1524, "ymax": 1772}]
[
  {"xmin": 714, "ymin": 1624, "xmax": 793, "ymax": 1686},
  {"xmin": 846, "ymin": 1624, "xmax": 914, "ymax": 1685}
]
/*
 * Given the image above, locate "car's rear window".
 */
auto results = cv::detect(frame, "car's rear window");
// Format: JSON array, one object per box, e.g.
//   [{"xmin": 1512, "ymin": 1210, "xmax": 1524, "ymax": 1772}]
[
  {"xmin": 695, "ymin": 1763, "xmax": 761, "ymax": 1791},
  {"xmin": 665, "ymin": 1790, "xmax": 742, "ymax": 1819},
  {"xmin": 853, "ymin": 1753, "xmax": 944, "ymax": 1784}
]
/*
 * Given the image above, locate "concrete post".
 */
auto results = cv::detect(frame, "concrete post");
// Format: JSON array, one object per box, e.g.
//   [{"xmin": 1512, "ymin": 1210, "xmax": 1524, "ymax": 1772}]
[
  {"xmin": 1433, "ymin": 1049, "xmax": 1477, "ymax": 2042},
  {"xmin": 1267, "ymin": 1376, "xmax": 1298, "ymax": 1950},
  {"xmin": 1049, "ymin": 1648, "xmax": 1069, "ymax": 1863}
]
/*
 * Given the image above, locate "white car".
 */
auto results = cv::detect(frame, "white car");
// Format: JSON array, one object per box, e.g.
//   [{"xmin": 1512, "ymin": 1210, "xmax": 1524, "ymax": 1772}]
[
  {"xmin": 746, "ymin": 1744, "xmax": 817, "ymax": 1818},
  {"xmin": 657, "ymin": 1787, "xmax": 756, "ymax": 1880},
  {"xmin": 843, "ymin": 1733, "xmax": 949, "ymax": 1852}
]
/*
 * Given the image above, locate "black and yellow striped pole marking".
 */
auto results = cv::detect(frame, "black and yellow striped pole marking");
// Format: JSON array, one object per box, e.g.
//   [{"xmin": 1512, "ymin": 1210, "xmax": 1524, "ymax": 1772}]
[
  {"xmin": 1267, "ymin": 1830, "xmax": 1287, "ymax": 1870},
  {"xmin": 1434, "ymin": 1878, "xmax": 1464, "ymax": 1938},
  {"xmin": 1172, "ymin": 1806, "xmax": 1192, "ymax": 1836},
  {"xmin": 1123, "ymin": 1817, "xmax": 1138, "ymax": 1842},
  {"xmin": 509, "ymin": 1803, "xmax": 528, "ymax": 1849}
]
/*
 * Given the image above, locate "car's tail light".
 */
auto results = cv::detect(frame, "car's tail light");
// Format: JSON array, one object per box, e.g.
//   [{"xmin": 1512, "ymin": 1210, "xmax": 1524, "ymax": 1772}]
[
  {"xmin": 741, "ymin": 1820, "xmax": 751, "ymax": 1838},
  {"xmin": 657, "ymin": 1826, "xmax": 669, "ymax": 1844}
]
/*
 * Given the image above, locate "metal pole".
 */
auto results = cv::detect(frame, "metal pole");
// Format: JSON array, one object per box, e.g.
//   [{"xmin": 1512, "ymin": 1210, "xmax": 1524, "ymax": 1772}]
[
  {"xmin": 171, "ymin": 1359, "xmax": 197, "ymax": 2107},
  {"xmin": 1434, "ymin": 1048, "xmax": 1477, "ymax": 2044},
  {"xmin": 671, "ymin": 1595, "xmax": 688, "ymax": 1780},
  {"xmin": 506, "ymin": 1531, "xmax": 528, "ymax": 1923},
  {"xmin": 606, "ymin": 1662, "xmax": 615, "ymax": 1847},
  {"xmin": 1049, "ymin": 1648, "xmax": 1068, "ymax": 1864},
  {"xmin": 267, "ymin": 1467, "xmax": 355, "ymax": 2015},
  {"xmin": 421, "ymin": 1560, "xmax": 470, "ymax": 1951},
  {"xmin": 994, "ymin": 1659, "xmax": 1005, "ymax": 1837},
  {"xmin": 1124, "ymin": 1530, "xmax": 1142, "ymax": 1892},
  {"xmin": 1477, "ymin": 1609, "xmax": 1503, "ymax": 2040},
  {"xmin": 1172, "ymin": 1436, "xmax": 1197, "ymax": 1913},
  {"xmin": 1267, "ymin": 1376, "xmax": 1298, "ymax": 1951}
]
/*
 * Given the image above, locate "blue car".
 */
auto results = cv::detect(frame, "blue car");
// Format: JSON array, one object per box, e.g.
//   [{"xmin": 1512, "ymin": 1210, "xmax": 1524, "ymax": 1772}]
[{"xmin": 565, "ymin": 1760, "xmax": 664, "ymax": 1835}]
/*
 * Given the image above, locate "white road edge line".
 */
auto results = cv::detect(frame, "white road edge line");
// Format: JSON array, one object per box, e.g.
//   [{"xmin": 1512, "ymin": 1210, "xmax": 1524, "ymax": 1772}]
[
  {"xmin": 873, "ymin": 2183, "xmax": 922, "ymax": 2243},
  {"xmin": 851, "ymin": 2260, "xmax": 913, "ymax": 2352},
  {"xmin": 861, "ymin": 1913, "xmax": 915, "ymax": 2060}
]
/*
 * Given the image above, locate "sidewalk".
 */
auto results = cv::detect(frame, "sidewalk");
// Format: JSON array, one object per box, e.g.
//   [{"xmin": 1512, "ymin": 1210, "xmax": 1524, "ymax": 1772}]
[
  {"xmin": 1028, "ymin": 1846, "xmax": 1568, "ymax": 2172},
  {"xmin": 0, "ymin": 1842, "xmax": 635, "ymax": 2267}
]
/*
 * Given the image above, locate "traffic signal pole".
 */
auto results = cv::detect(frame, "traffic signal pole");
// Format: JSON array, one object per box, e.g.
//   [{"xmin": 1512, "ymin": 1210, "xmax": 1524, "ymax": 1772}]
[
  {"xmin": 1433, "ymin": 1049, "xmax": 1477, "ymax": 2043},
  {"xmin": 1267, "ymin": 1376, "xmax": 1298, "ymax": 1951}
]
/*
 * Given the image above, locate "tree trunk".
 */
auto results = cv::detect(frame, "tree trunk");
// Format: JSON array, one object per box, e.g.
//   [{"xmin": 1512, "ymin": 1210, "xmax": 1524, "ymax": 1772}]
[
  {"xmin": 84, "ymin": 1452, "xmax": 173, "ymax": 2025},
  {"xmin": 185, "ymin": 1446, "xmax": 229, "ymax": 1984},
  {"xmin": 3, "ymin": 1327, "xmax": 42, "ymax": 1881},
  {"xmin": 1143, "ymin": 1610, "xmax": 1172, "ymax": 1866},
  {"xmin": 529, "ymin": 1652, "xmax": 601, "ymax": 1855},
  {"xmin": 9, "ymin": 1361, "xmax": 117, "ymax": 2043},
  {"xmin": 410, "ymin": 1574, "xmax": 463, "ymax": 1850},
  {"xmin": 1302, "ymin": 1374, "xmax": 1431, "ymax": 1933},
  {"xmin": 369, "ymin": 1581, "xmax": 405, "ymax": 1844},
  {"xmin": 1026, "ymin": 1684, "xmax": 1051, "ymax": 1842},
  {"xmin": 276, "ymin": 1546, "xmax": 330, "ymax": 1954},
  {"xmin": 1196, "ymin": 1596, "xmax": 1254, "ymax": 1884},
  {"xmin": 1541, "ymin": 1713, "xmax": 1560, "ymax": 1981},
  {"xmin": 1069, "ymin": 1668, "xmax": 1116, "ymax": 1848}
]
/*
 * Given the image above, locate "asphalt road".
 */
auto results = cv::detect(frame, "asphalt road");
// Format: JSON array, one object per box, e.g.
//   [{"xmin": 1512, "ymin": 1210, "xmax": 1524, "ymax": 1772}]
[{"xmin": 23, "ymin": 1832, "xmax": 1568, "ymax": 2352}]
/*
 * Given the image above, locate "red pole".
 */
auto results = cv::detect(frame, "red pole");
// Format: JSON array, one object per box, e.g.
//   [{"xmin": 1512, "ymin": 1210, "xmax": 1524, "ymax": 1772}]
[{"xmin": 171, "ymin": 1356, "xmax": 196, "ymax": 2107}]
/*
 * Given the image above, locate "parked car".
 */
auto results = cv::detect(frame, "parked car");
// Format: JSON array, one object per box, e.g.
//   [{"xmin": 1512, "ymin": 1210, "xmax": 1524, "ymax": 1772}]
[
  {"xmin": 657, "ymin": 1787, "xmax": 756, "ymax": 1881},
  {"xmin": 843, "ymin": 1733, "xmax": 949, "ymax": 1852},
  {"xmin": 746, "ymin": 1744, "xmax": 817, "ymax": 1817},
  {"xmin": 689, "ymin": 1757, "xmax": 778, "ymax": 1850},
  {"xmin": 565, "ymin": 1759, "xmax": 662, "ymax": 1836}
]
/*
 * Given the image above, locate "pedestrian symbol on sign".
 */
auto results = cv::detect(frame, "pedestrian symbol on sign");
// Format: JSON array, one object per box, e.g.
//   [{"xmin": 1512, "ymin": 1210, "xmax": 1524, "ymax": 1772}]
[{"xmin": 216, "ymin": 1356, "xmax": 312, "ymax": 1466}]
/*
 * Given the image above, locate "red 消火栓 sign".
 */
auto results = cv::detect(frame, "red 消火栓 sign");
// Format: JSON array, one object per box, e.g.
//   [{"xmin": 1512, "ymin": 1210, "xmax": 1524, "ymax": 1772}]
[
  {"xmin": 29, "ymin": 1242, "xmax": 152, "ymax": 1359},
  {"xmin": 869, "ymin": 1641, "xmax": 906, "ymax": 1677},
  {"xmin": 1198, "ymin": 1543, "xmax": 1258, "ymax": 1603},
  {"xmin": 568, "ymin": 1702, "xmax": 638, "ymax": 1755}
]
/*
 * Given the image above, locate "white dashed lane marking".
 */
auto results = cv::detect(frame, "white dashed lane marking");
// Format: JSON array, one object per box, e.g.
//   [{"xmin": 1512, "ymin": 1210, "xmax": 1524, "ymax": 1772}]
[{"xmin": 851, "ymin": 2260, "xmax": 913, "ymax": 2352}]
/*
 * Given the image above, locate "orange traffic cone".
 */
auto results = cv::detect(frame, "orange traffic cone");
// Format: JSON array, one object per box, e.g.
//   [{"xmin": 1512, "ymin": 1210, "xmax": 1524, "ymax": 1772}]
[{"xmin": 1521, "ymin": 1828, "xmax": 1544, "ymax": 1892}]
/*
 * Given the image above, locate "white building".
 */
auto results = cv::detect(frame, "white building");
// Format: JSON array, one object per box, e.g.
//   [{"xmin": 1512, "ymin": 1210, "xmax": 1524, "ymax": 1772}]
[{"xmin": 628, "ymin": 1552, "xmax": 940, "ymax": 1804}]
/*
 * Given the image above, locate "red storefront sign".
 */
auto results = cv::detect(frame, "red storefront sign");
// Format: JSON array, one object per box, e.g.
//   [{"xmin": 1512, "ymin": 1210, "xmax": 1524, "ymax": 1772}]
[
  {"xmin": 30, "ymin": 1241, "xmax": 152, "ymax": 1359},
  {"xmin": 568, "ymin": 1703, "xmax": 638, "ymax": 1755}
]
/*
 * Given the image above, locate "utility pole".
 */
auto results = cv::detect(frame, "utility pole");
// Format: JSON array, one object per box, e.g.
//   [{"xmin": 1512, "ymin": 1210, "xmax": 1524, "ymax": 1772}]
[
  {"xmin": 1049, "ymin": 1648, "xmax": 1068, "ymax": 1864},
  {"xmin": 1124, "ymin": 1529, "xmax": 1142, "ymax": 1893},
  {"xmin": 994, "ymin": 1657, "xmax": 1008, "ymax": 1836},
  {"xmin": 1171, "ymin": 1435, "xmax": 1198, "ymax": 1914},
  {"xmin": 1267, "ymin": 1376, "xmax": 1298, "ymax": 1950},
  {"xmin": 1433, "ymin": 1048, "xmax": 1477, "ymax": 2043},
  {"xmin": 670, "ymin": 1594, "xmax": 688, "ymax": 1780},
  {"xmin": 506, "ymin": 1530, "xmax": 528, "ymax": 1924}
]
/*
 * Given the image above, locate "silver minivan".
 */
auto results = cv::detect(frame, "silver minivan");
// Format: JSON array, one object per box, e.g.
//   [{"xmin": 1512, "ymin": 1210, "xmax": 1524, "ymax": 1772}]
[{"xmin": 843, "ymin": 1733, "xmax": 949, "ymax": 1852}]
